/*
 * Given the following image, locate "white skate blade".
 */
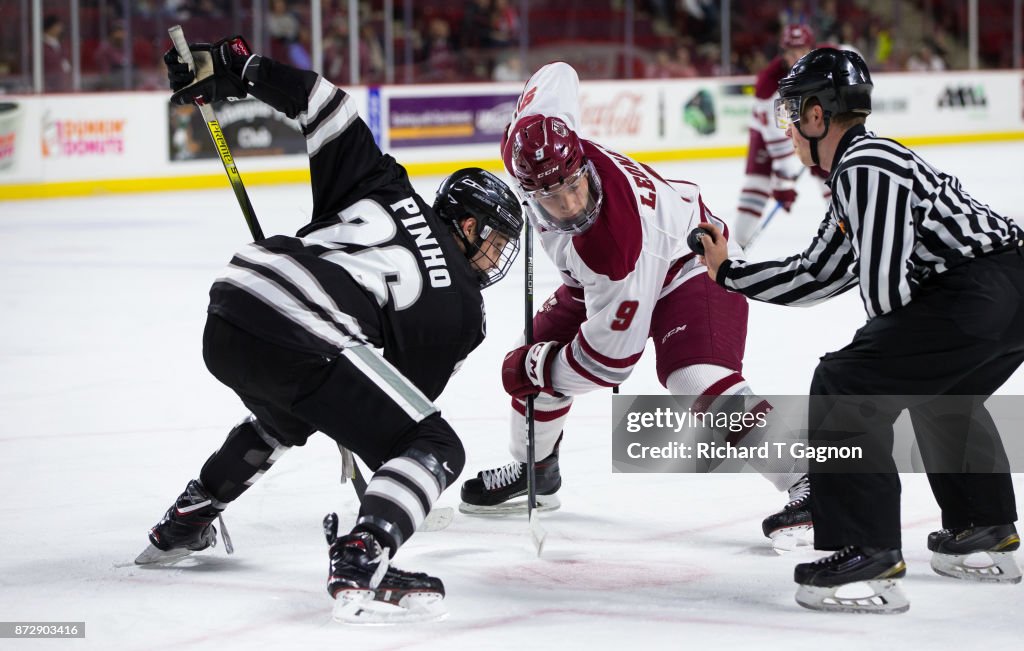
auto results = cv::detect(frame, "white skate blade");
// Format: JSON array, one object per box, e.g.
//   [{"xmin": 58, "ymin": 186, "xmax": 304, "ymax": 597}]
[
  {"xmin": 418, "ymin": 507, "xmax": 455, "ymax": 533},
  {"xmin": 795, "ymin": 579, "xmax": 909, "ymax": 614},
  {"xmin": 931, "ymin": 551, "xmax": 1022, "ymax": 584},
  {"xmin": 332, "ymin": 590, "xmax": 447, "ymax": 625},
  {"xmin": 458, "ymin": 494, "xmax": 561, "ymax": 516},
  {"xmin": 770, "ymin": 524, "xmax": 814, "ymax": 554},
  {"xmin": 134, "ymin": 543, "xmax": 196, "ymax": 566}
]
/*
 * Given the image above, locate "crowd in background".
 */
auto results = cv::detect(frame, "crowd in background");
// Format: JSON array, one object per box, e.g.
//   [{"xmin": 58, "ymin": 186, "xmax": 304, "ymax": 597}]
[{"xmin": 0, "ymin": 0, "xmax": 1010, "ymax": 93}]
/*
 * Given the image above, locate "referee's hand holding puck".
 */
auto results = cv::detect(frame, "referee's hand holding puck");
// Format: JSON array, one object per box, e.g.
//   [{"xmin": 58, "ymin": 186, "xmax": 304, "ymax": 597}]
[{"xmin": 688, "ymin": 223, "xmax": 729, "ymax": 282}]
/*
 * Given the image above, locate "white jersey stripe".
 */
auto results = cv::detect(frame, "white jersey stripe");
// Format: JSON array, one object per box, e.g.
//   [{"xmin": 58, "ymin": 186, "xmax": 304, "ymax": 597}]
[{"xmin": 342, "ymin": 345, "xmax": 437, "ymax": 421}]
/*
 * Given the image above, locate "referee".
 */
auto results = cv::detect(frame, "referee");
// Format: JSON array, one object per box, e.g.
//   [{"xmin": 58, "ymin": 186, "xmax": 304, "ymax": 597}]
[{"xmin": 699, "ymin": 48, "xmax": 1023, "ymax": 613}]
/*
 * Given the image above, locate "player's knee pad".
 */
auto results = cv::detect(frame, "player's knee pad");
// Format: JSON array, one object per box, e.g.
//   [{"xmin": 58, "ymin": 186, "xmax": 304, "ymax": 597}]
[
  {"xmin": 199, "ymin": 414, "xmax": 290, "ymax": 502},
  {"xmin": 392, "ymin": 412, "xmax": 465, "ymax": 488}
]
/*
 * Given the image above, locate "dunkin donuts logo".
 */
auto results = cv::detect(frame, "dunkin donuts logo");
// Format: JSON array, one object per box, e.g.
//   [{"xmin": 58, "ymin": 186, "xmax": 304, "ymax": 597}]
[{"xmin": 42, "ymin": 115, "xmax": 126, "ymax": 158}]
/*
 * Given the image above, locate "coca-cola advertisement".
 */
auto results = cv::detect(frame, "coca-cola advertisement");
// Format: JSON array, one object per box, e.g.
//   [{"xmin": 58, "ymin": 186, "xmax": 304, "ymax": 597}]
[{"xmin": 579, "ymin": 91, "xmax": 648, "ymax": 139}]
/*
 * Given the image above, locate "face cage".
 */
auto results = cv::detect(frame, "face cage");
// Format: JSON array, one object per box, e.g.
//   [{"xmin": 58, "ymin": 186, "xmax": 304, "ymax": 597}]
[
  {"xmin": 475, "ymin": 225, "xmax": 521, "ymax": 289},
  {"xmin": 773, "ymin": 96, "xmax": 803, "ymax": 130},
  {"xmin": 523, "ymin": 159, "xmax": 603, "ymax": 235}
]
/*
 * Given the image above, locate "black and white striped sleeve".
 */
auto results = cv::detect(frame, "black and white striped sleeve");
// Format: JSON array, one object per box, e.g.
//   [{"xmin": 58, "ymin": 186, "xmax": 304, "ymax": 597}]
[
  {"xmin": 832, "ymin": 162, "xmax": 916, "ymax": 318},
  {"xmin": 716, "ymin": 215, "xmax": 858, "ymax": 306},
  {"xmin": 298, "ymin": 77, "xmax": 386, "ymax": 220},
  {"xmin": 246, "ymin": 57, "xmax": 388, "ymax": 220}
]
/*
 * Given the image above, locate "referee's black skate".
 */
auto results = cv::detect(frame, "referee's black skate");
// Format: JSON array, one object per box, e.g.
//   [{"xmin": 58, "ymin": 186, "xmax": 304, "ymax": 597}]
[
  {"xmin": 794, "ymin": 546, "xmax": 909, "ymax": 614},
  {"xmin": 135, "ymin": 479, "xmax": 233, "ymax": 566},
  {"xmin": 323, "ymin": 513, "xmax": 446, "ymax": 624},
  {"xmin": 762, "ymin": 474, "xmax": 813, "ymax": 553},
  {"xmin": 928, "ymin": 523, "xmax": 1021, "ymax": 583},
  {"xmin": 459, "ymin": 441, "xmax": 562, "ymax": 515}
]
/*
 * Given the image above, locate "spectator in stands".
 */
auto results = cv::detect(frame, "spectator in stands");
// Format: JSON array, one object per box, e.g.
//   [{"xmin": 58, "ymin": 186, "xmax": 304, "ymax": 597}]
[
  {"xmin": 867, "ymin": 21, "xmax": 893, "ymax": 69},
  {"xmin": 647, "ymin": 0, "xmax": 678, "ymax": 36},
  {"xmin": 267, "ymin": 0, "xmax": 301, "ymax": 60},
  {"xmin": 813, "ymin": 0, "xmax": 840, "ymax": 42},
  {"xmin": 646, "ymin": 44, "xmax": 699, "ymax": 78},
  {"xmin": 778, "ymin": 0, "xmax": 811, "ymax": 28},
  {"xmin": 43, "ymin": 14, "xmax": 72, "ymax": 92},
  {"xmin": 490, "ymin": 0, "xmax": 520, "ymax": 49},
  {"xmin": 492, "ymin": 51, "xmax": 525, "ymax": 82},
  {"xmin": 907, "ymin": 41, "xmax": 947, "ymax": 72},
  {"xmin": 93, "ymin": 22, "xmax": 128, "ymax": 90},
  {"xmin": 683, "ymin": 0, "xmax": 720, "ymax": 41},
  {"xmin": 461, "ymin": 0, "xmax": 494, "ymax": 50},
  {"xmin": 287, "ymin": 26, "xmax": 313, "ymax": 70},
  {"xmin": 420, "ymin": 17, "xmax": 458, "ymax": 81},
  {"xmin": 358, "ymin": 23, "xmax": 386, "ymax": 83}
]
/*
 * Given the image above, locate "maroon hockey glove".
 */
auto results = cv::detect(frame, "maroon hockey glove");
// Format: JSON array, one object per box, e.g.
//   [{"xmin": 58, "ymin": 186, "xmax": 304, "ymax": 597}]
[
  {"xmin": 502, "ymin": 341, "xmax": 562, "ymax": 399},
  {"xmin": 165, "ymin": 35, "xmax": 254, "ymax": 105},
  {"xmin": 771, "ymin": 174, "xmax": 798, "ymax": 212}
]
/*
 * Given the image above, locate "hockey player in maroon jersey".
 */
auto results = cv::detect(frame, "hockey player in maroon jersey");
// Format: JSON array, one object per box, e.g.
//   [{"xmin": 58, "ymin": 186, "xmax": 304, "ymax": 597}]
[
  {"xmin": 459, "ymin": 61, "xmax": 811, "ymax": 551},
  {"xmin": 734, "ymin": 24, "xmax": 830, "ymax": 249}
]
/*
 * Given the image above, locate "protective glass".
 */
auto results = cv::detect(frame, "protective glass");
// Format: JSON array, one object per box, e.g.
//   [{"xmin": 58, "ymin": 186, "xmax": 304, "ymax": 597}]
[
  {"xmin": 523, "ymin": 160, "xmax": 603, "ymax": 235},
  {"xmin": 472, "ymin": 224, "xmax": 521, "ymax": 289},
  {"xmin": 773, "ymin": 96, "xmax": 803, "ymax": 130}
]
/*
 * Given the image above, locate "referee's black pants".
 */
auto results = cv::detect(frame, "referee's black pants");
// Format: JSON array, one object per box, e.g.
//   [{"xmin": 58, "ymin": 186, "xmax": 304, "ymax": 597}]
[{"xmin": 809, "ymin": 247, "xmax": 1024, "ymax": 550}]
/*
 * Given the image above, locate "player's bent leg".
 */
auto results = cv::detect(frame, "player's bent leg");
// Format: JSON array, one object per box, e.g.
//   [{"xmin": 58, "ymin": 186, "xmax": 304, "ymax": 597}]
[
  {"xmin": 135, "ymin": 413, "xmax": 298, "ymax": 566},
  {"xmin": 325, "ymin": 417, "xmax": 460, "ymax": 624},
  {"xmin": 459, "ymin": 394, "xmax": 567, "ymax": 515},
  {"xmin": 734, "ymin": 173, "xmax": 772, "ymax": 249},
  {"xmin": 460, "ymin": 285, "xmax": 583, "ymax": 516}
]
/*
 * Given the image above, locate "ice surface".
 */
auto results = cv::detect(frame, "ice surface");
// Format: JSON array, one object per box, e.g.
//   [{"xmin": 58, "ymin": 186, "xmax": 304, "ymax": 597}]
[{"xmin": 1, "ymin": 143, "xmax": 1022, "ymax": 650}]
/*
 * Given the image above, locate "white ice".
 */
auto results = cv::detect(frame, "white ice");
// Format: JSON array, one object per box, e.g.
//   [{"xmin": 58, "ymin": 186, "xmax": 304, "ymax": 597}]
[{"xmin": 2, "ymin": 142, "xmax": 1022, "ymax": 650}]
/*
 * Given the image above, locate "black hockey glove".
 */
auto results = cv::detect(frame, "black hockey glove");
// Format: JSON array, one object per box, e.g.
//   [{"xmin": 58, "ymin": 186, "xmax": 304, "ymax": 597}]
[{"xmin": 164, "ymin": 35, "xmax": 254, "ymax": 106}]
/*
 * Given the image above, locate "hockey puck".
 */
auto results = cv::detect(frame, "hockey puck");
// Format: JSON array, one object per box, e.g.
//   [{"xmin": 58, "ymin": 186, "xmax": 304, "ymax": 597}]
[{"xmin": 687, "ymin": 226, "xmax": 712, "ymax": 256}]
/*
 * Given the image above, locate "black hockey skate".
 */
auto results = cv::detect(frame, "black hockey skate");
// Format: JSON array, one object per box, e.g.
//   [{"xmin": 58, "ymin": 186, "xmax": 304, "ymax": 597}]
[
  {"xmin": 135, "ymin": 479, "xmax": 232, "ymax": 566},
  {"xmin": 794, "ymin": 546, "xmax": 909, "ymax": 614},
  {"xmin": 459, "ymin": 444, "xmax": 562, "ymax": 515},
  {"xmin": 928, "ymin": 523, "xmax": 1021, "ymax": 583},
  {"xmin": 324, "ymin": 513, "xmax": 446, "ymax": 624},
  {"xmin": 762, "ymin": 475, "xmax": 813, "ymax": 553}
]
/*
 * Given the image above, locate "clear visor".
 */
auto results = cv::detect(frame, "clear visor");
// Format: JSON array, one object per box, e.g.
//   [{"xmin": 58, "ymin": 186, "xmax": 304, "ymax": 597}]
[
  {"xmin": 524, "ymin": 160, "xmax": 603, "ymax": 235},
  {"xmin": 471, "ymin": 224, "xmax": 521, "ymax": 289},
  {"xmin": 773, "ymin": 96, "xmax": 803, "ymax": 130}
]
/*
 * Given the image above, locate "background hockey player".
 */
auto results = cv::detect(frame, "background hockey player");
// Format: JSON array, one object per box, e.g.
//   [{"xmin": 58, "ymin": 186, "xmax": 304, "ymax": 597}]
[
  {"xmin": 733, "ymin": 24, "xmax": 830, "ymax": 249},
  {"xmin": 136, "ymin": 35, "xmax": 524, "ymax": 623},
  {"xmin": 459, "ymin": 61, "xmax": 811, "ymax": 551},
  {"xmin": 698, "ymin": 47, "xmax": 1022, "ymax": 613}
]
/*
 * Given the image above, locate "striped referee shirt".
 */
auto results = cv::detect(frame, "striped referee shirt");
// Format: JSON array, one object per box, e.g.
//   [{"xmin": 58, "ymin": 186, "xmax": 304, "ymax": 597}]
[{"xmin": 717, "ymin": 124, "xmax": 1022, "ymax": 318}]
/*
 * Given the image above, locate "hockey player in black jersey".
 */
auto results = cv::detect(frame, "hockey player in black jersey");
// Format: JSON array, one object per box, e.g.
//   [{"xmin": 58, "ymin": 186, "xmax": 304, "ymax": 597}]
[{"xmin": 135, "ymin": 35, "xmax": 524, "ymax": 624}]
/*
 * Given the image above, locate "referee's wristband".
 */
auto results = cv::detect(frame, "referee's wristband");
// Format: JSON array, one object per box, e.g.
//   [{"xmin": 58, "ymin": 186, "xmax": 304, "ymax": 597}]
[{"xmin": 714, "ymin": 259, "xmax": 733, "ymax": 287}]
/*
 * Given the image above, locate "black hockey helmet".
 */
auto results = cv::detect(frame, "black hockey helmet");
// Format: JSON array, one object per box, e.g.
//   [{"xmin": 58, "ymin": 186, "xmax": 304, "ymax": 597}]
[
  {"xmin": 434, "ymin": 167, "xmax": 525, "ymax": 288},
  {"xmin": 774, "ymin": 47, "xmax": 872, "ymax": 165},
  {"xmin": 776, "ymin": 47, "xmax": 872, "ymax": 124}
]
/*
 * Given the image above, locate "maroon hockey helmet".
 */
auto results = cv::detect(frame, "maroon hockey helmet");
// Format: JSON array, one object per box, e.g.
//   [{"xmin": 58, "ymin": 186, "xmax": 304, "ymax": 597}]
[
  {"xmin": 780, "ymin": 24, "xmax": 814, "ymax": 50},
  {"xmin": 510, "ymin": 115, "xmax": 603, "ymax": 234}
]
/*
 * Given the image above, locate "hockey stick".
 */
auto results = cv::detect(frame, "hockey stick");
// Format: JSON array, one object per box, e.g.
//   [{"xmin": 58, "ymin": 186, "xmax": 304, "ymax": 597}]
[
  {"xmin": 168, "ymin": 26, "xmax": 263, "ymax": 241},
  {"xmin": 167, "ymin": 25, "xmax": 382, "ymax": 517},
  {"xmin": 741, "ymin": 201, "xmax": 783, "ymax": 252},
  {"xmin": 523, "ymin": 219, "xmax": 546, "ymax": 556}
]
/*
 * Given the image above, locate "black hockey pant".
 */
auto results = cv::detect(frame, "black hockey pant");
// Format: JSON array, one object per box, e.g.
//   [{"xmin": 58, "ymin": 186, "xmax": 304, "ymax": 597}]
[
  {"xmin": 196, "ymin": 314, "xmax": 465, "ymax": 551},
  {"xmin": 809, "ymin": 246, "xmax": 1024, "ymax": 550}
]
